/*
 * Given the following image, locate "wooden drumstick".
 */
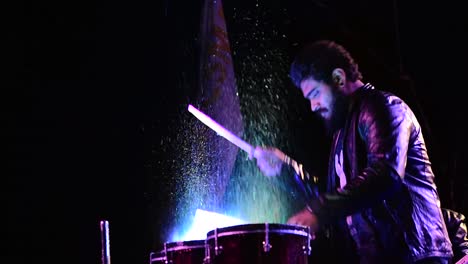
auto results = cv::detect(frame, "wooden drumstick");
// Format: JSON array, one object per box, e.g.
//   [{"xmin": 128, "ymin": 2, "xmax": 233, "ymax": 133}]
[{"xmin": 188, "ymin": 104, "xmax": 253, "ymax": 156}]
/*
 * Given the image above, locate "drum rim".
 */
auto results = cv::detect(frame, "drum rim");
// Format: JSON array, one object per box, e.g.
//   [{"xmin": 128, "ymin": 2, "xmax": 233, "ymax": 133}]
[
  {"xmin": 149, "ymin": 251, "xmax": 165, "ymax": 261},
  {"xmin": 206, "ymin": 223, "xmax": 309, "ymax": 240},
  {"xmin": 163, "ymin": 239, "xmax": 206, "ymax": 252},
  {"xmin": 150, "ymin": 240, "xmax": 206, "ymax": 261},
  {"xmin": 206, "ymin": 228, "xmax": 309, "ymax": 240},
  {"xmin": 164, "ymin": 244, "xmax": 205, "ymax": 251},
  {"xmin": 150, "ymin": 256, "xmax": 166, "ymax": 261}
]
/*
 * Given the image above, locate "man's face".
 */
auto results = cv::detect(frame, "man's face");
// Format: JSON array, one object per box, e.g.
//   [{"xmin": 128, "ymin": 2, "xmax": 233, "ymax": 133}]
[{"xmin": 300, "ymin": 77, "xmax": 348, "ymax": 134}]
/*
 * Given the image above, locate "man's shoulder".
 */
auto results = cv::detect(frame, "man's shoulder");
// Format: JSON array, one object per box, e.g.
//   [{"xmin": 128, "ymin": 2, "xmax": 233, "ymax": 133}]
[
  {"xmin": 359, "ymin": 88, "xmax": 408, "ymax": 109},
  {"xmin": 355, "ymin": 88, "xmax": 415, "ymax": 123}
]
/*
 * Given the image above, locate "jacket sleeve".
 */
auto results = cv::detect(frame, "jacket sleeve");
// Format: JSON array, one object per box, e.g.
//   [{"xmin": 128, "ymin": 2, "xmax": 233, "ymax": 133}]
[
  {"xmin": 281, "ymin": 157, "xmax": 321, "ymax": 205},
  {"xmin": 443, "ymin": 208, "xmax": 468, "ymax": 262},
  {"xmin": 309, "ymin": 93, "xmax": 411, "ymax": 219}
]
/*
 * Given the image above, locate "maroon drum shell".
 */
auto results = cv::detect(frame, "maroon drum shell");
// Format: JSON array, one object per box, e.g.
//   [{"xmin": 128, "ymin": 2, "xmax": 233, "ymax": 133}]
[
  {"xmin": 205, "ymin": 223, "xmax": 310, "ymax": 264},
  {"xmin": 151, "ymin": 239, "xmax": 206, "ymax": 264}
]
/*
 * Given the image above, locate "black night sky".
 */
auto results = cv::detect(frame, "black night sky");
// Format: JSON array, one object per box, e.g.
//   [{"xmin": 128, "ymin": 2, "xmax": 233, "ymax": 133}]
[{"xmin": 7, "ymin": 0, "xmax": 468, "ymax": 264}]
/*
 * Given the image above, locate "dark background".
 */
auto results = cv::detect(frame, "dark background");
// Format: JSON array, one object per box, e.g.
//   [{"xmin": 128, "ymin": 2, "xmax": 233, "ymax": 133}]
[{"xmin": 6, "ymin": 0, "xmax": 467, "ymax": 263}]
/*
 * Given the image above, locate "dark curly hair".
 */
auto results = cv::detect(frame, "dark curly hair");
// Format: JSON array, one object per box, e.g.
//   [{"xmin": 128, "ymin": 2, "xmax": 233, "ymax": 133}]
[{"xmin": 290, "ymin": 40, "xmax": 362, "ymax": 88}]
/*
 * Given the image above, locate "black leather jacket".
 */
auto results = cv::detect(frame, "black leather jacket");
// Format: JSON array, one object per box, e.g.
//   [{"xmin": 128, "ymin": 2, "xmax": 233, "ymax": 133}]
[
  {"xmin": 442, "ymin": 208, "xmax": 468, "ymax": 262},
  {"xmin": 299, "ymin": 85, "xmax": 453, "ymax": 262}
]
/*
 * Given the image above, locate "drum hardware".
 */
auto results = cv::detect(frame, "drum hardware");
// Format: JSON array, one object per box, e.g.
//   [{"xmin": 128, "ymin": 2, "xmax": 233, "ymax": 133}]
[
  {"xmin": 263, "ymin": 223, "xmax": 272, "ymax": 252},
  {"xmin": 100, "ymin": 220, "xmax": 111, "ymax": 264},
  {"xmin": 213, "ymin": 228, "xmax": 223, "ymax": 256},
  {"xmin": 303, "ymin": 226, "xmax": 311, "ymax": 255},
  {"xmin": 163, "ymin": 243, "xmax": 169, "ymax": 264},
  {"xmin": 203, "ymin": 240, "xmax": 210, "ymax": 264}
]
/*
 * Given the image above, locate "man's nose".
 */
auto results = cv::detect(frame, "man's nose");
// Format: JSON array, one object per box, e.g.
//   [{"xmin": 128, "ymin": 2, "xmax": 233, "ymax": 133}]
[{"xmin": 310, "ymin": 101, "xmax": 320, "ymax": 112}]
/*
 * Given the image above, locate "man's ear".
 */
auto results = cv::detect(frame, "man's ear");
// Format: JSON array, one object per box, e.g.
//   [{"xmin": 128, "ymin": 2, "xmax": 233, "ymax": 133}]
[{"xmin": 332, "ymin": 68, "xmax": 346, "ymax": 87}]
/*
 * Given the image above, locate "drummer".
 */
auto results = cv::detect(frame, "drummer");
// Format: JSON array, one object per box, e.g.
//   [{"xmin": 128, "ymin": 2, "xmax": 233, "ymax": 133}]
[{"xmin": 252, "ymin": 40, "xmax": 453, "ymax": 264}]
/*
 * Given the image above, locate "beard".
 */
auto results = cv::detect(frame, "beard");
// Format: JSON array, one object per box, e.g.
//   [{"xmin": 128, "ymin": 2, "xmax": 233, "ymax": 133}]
[{"xmin": 323, "ymin": 88, "xmax": 350, "ymax": 136}]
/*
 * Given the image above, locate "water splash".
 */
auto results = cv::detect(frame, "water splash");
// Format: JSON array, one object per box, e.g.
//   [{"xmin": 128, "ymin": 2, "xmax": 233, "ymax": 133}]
[
  {"xmin": 150, "ymin": 1, "xmax": 313, "ymax": 246},
  {"xmin": 221, "ymin": 1, "xmax": 306, "ymax": 223}
]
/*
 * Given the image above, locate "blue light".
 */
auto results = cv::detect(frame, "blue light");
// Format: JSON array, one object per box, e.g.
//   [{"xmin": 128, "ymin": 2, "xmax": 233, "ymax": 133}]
[{"xmin": 171, "ymin": 209, "xmax": 246, "ymax": 241}]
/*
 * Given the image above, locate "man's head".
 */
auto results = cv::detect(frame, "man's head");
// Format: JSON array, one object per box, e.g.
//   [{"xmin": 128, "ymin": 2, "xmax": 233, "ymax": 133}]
[
  {"xmin": 290, "ymin": 40, "xmax": 362, "ymax": 134},
  {"xmin": 290, "ymin": 40, "xmax": 362, "ymax": 89}
]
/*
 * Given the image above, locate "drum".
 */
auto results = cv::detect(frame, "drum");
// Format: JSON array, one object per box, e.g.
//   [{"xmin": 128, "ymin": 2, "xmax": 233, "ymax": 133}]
[
  {"xmin": 150, "ymin": 239, "xmax": 206, "ymax": 264},
  {"xmin": 149, "ymin": 250, "xmax": 165, "ymax": 264},
  {"xmin": 205, "ymin": 223, "xmax": 311, "ymax": 264}
]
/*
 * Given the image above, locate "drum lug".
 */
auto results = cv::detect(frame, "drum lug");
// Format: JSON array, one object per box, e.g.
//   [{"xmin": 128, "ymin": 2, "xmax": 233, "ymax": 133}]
[
  {"xmin": 163, "ymin": 243, "xmax": 169, "ymax": 264},
  {"xmin": 205, "ymin": 241, "xmax": 210, "ymax": 261},
  {"xmin": 263, "ymin": 223, "xmax": 272, "ymax": 252},
  {"xmin": 214, "ymin": 228, "xmax": 223, "ymax": 256},
  {"xmin": 304, "ymin": 226, "xmax": 312, "ymax": 255},
  {"xmin": 302, "ymin": 245, "xmax": 311, "ymax": 255},
  {"xmin": 215, "ymin": 245, "xmax": 223, "ymax": 256},
  {"xmin": 262, "ymin": 241, "xmax": 272, "ymax": 252}
]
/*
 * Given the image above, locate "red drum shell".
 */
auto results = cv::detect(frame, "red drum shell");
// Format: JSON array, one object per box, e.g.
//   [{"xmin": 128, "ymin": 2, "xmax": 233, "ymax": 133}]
[
  {"xmin": 205, "ymin": 223, "xmax": 310, "ymax": 264},
  {"xmin": 151, "ymin": 239, "xmax": 206, "ymax": 264}
]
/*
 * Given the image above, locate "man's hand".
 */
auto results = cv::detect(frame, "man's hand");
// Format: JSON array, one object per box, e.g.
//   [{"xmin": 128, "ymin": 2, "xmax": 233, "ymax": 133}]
[
  {"xmin": 287, "ymin": 207, "xmax": 319, "ymax": 235},
  {"xmin": 252, "ymin": 146, "xmax": 286, "ymax": 177}
]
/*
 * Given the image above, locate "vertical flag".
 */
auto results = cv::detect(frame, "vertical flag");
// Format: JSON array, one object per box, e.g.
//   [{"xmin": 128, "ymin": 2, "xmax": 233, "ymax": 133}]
[{"xmin": 192, "ymin": 0, "xmax": 243, "ymax": 212}]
